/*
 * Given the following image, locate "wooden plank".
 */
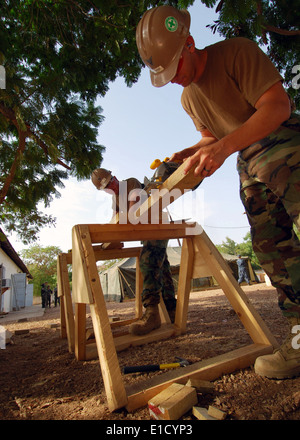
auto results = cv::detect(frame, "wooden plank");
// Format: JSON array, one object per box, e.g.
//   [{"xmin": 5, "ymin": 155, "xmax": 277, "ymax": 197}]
[
  {"xmin": 78, "ymin": 225, "xmax": 127, "ymax": 411},
  {"xmin": 72, "ymin": 226, "xmax": 93, "ymax": 304},
  {"xmin": 93, "ymin": 246, "xmax": 142, "ymax": 261},
  {"xmin": 192, "ymin": 233, "xmax": 279, "ymax": 348},
  {"xmin": 57, "ymin": 254, "xmax": 63, "ymax": 298},
  {"xmin": 65, "ymin": 252, "xmax": 72, "ymax": 265},
  {"xmin": 87, "ymin": 222, "xmax": 197, "ymax": 244},
  {"xmin": 136, "ymin": 162, "xmax": 202, "ymax": 221},
  {"xmin": 148, "ymin": 383, "xmax": 197, "ymax": 420},
  {"xmin": 58, "ymin": 253, "xmax": 75, "ymax": 352},
  {"xmin": 114, "ymin": 324, "xmax": 175, "ymax": 352},
  {"xmin": 192, "ymin": 407, "xmax": 216, "ymax": 420},
  {"xmin": 84, "ymin": 324, "xmax": 176, "ymax": 359},
  {"xmin": 125, "ymin": 343, "xmax": 273, "ymax": 412},
  {"xmin": 135, "ymin": 255, "xmax": 143, "ymax": 319},
  {"xmin": 174, "ymin": 238, "xmax": 194, "ymax": 334},
  {"xmin": 57, "ymin": 255, "xmax": 67, "ymax": 339},
  {"xmin": 63, "ymin": 285, "xmax": 75, "ymax": 353},
  {"xmin": 59, "ymin": 294, "xmax": 67, "ymax": 339}
]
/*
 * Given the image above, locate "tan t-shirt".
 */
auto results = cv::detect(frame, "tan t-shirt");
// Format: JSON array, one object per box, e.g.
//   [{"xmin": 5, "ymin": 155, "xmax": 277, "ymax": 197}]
[{"xmin": 181, "ymin": 37, "xmax": 283, "ymax": 140}]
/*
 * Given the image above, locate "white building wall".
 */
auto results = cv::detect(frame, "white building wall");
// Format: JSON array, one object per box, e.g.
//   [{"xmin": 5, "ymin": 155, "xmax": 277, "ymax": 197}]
[{"xmin": 0, "ymin": 248, "xmax": 26, "ymax": 312}]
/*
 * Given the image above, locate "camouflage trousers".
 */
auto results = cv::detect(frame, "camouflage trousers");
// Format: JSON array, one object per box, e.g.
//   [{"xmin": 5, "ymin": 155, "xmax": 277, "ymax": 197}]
[
  {"xmin": 237, "ymin": 114, "xmax": 300, "ymax": 318},
  {"xmin": 139, "ymin": 240, "xmax": 176, "ymax": 311}
]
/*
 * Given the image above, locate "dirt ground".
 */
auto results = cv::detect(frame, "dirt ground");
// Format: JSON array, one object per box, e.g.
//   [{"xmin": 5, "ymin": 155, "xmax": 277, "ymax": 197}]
[{"xmin": 1, "ymin": 283, "xmax": 300, "ymax": 422}]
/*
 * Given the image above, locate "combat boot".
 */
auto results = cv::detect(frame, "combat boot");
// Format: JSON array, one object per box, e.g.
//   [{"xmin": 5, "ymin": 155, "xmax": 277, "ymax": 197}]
[
  {"xmin": 168, "ymin": 309, "xmax": 176, "ymax": 323},
  {"xmin": 129, "ymin": 305, "xmax": 161, "ymax": 336},
  {"xmin": 254, "ymin": 316, "xmax": 300, "ymax": 379}
]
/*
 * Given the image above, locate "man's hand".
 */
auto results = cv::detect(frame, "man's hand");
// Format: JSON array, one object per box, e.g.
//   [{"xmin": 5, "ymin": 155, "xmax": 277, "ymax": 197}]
[
  {"xmin": 169, "ymin": 129, "xmax": 219, "ymax": 177},
  {"xmin": 183, "ymin": 139, "xmax": 229, "ymax": 177},
  {"xmin": 182, "ymin": 82, "xmax": 291, "ymax": 178}
]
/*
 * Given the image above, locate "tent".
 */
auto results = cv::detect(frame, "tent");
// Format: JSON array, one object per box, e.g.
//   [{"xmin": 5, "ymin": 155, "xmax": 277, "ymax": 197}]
[
  {"xmin": 99, "ymin": 247, "xmax": 182, "ymax": 302},
  {"xmin": 99, "ymin": 247, "xmax": 258, "ymax": 302}
]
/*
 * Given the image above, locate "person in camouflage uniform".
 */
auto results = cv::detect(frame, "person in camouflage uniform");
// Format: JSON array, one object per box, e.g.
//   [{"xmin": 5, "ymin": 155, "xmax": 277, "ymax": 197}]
[
  {"xmin": 136, "ymin": 6, "xmax": 300, "ymax": 378},
  {"xmin": 91, "ymin": 169, "xmax": 176, "ymax": 336},
  {"xmin": 238, "ymin": 116, "xmax": 300, "ymax": 319},
  {"xmin": 139, "ymin": 240, "xmax": 176, "ymax": 303}
]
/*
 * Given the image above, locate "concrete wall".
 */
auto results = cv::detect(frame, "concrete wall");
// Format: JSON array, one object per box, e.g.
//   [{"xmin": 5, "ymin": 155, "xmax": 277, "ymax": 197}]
[{"xmin": 0, "ymin": 248, "xmax": 29, "ymax": 312}]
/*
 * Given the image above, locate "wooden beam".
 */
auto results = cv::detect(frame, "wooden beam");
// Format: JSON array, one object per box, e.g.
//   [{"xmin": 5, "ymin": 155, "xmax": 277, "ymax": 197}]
[
  {"xmin": 125, "ymin": 343, "xmax": 273, "ymax": 412},
  {"xmin": 148, "ymin": 383, "xmax": 197, "ymax": 420},
  {"xmin": 78, "ymin": 224, "xmax": 128, "ymax": 411},
  {"xmin": 84, "ymin": 324, "xmax": 176, "ymax": 360},
  {"xmin": 87, "ymin": 222, "xmax": 197, "ymax": 244},
  {"xmin": 136, "ymin": 162, "xmax": 202, "ymax": 221},
  {"xmin": 72, "ymin": 226, "xmax": 93, "ymax": 304},
  {"xmin": 192, "ymin": 232, "xmax": 279, "ymax": 348},
  {"xmin": 75, "ymin": 303, "xmax": 86, "ymax": 361},
  {"xmin": 57, "ymin": 253, "xmax": 75, "ymax": 352},
  {"xmin": 135, "ymin": 255, "xmax": 143, "ymax": 319},
  {"xmin": 57, "ymin": 255, "xmax": 67, "ymax": 340},
  {"xmin": 174, "ymin": 238, "xmax": 194, "ymax": 334},
  {"xmin": 68, "ymin": 222, "xmax": 278, "ymax": 413},
  {"xmin": 93, "ymin": 246, "xmax": 141, "ymax": 261},
  {"xmin": 59, "ymin": 295, "xmax": 67, "ymax": 340}
]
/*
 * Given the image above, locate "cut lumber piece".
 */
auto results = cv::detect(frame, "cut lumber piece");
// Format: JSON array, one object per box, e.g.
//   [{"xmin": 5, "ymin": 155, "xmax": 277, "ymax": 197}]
[
  {"xmin": 208, "ymin": 405, "xmax": 227, "ymax": 420},
  {"xmin": 148, "ymin": 383, "xmax": 197, "ymax": 420},
  {"xmin": 192, "ymin": 407, "xmax": 216, "ymax": 420},
  {"xmin": 136, "ymin": 162, "xmax": 202, "ymax": 221},
  {"xmin": 88, "ymin": 222, "xmax": 198, "ymax": 244},
  {"xmin": 185, "ymin": 379, "xmax": 214, "ymax": 394}
]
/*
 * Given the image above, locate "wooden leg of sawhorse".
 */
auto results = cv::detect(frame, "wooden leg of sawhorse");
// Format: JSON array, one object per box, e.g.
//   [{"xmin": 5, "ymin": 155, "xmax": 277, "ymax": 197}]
[
  {"xmin": 76, "ymin": 225, "xmax": 128, "ymax": 410},
  {"xmin": 57, "ymin": 253, "xmax": 75, "ymax": 353},
  {"xmin": 75, "ymin": 303, "xmax": 86, "ymax": 360},
  {"xmin": 60, "ymin": 296, "xmax": 67, "ymax": 339}
]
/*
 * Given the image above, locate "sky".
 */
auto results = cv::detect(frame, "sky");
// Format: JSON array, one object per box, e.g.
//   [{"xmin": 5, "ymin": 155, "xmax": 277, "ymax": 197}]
[{"xmin": 11, "ymin": 2, "xmax": 251, "ymax": 254}]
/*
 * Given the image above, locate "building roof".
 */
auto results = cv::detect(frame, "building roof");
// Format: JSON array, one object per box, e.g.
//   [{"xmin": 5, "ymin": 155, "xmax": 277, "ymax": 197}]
[{"xmin": 0, "ymin": 228, "xmax": 32, "ymax": 278}]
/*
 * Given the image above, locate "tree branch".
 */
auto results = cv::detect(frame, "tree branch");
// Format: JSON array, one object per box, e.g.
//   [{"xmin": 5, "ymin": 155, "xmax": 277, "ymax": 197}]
[
  {"xmin": 0, "ymin": 102, "xmax": 71, "ymax": 170},
  {"xmin": 264, "ymin": 24, "xmax": 300, "ymax": 36},
  {"xmin": 0, "ymin": 128, "xmax": 28, "ymax": 204}
]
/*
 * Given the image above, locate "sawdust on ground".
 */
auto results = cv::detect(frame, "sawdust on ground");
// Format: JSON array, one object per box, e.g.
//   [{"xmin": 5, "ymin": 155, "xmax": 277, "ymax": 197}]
[{"xmin": 0, "ymin": 283, "xmax": 300, "ymax": 421}]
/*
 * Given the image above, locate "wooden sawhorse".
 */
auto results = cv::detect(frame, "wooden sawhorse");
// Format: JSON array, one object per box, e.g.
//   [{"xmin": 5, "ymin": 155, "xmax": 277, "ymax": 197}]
[{"xmin": 69, "ymin": 221, "xmax": 278, "ymax": 412}]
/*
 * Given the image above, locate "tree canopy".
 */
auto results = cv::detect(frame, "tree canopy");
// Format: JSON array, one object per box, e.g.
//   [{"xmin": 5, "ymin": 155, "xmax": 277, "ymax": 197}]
[
  {"xmin": 0, "ymin": 0, "xmax": 298, "ymax": 243},
  {"xmin": 20, "ymin": 244, "xmax": 63, "ymax": 296},
  {"xmin": 0, "ymin": 0, "xmax": 193, "ymax": 242},
  {"xmin": 216, "ymin": 232, "xmax": 261, "ymax": 269},
  {"xmin": 205, "ymin": 0, "xmax": 300, "ymax": 107}
]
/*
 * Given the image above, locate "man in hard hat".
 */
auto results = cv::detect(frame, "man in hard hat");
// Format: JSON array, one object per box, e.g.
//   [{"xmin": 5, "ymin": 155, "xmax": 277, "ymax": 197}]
[
  {"xmin": 92, "ymin": 168, "xmax": 177, "ymax": 335},
  {"xmin": 136, "ymin": 6, "xmax": 300, "ymax": 379}
]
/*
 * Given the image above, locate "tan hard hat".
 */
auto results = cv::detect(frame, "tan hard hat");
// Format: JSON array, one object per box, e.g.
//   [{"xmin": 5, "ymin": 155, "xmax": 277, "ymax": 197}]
[
  {"xmin": 136, "ymin": 6, "xmax": 190, "ymax": 87},
  {"xmin": 91, "ymin": 168, "xmax": 112, "ymax": 190}
]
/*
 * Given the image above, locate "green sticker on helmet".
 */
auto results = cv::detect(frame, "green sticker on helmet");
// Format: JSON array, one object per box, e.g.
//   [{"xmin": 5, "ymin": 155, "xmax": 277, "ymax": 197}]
[{"xmin": 165, "ymin": 16, "xmax": 178, "ymax": 32}]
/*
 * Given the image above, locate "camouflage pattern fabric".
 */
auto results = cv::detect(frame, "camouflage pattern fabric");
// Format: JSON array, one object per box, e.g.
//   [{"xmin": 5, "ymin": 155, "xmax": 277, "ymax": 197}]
[
  {"xmin": 139, "ymin": 240, "xmax": 176, "ymax": 311},
  {"xmin": 237, "ymin": 114, "xmax": 300, "ymax": 318}
]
